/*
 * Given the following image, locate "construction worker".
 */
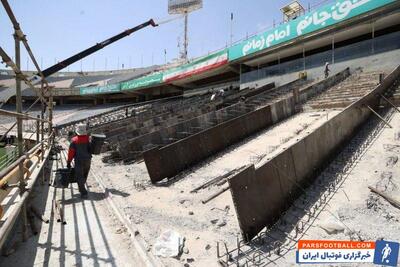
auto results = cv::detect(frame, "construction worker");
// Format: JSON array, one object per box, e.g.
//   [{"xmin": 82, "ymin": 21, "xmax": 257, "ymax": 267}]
[
  {"xmin": 218, "ymin": 88, "xmax": 225, "ymax": 97},
  {"xmin": 324, "ymin": 62, "xmax": 330, "ymax": 79},
  {"xmin": 67, "ymin": 123, "xmax": 92, "ymax": 198},
  {"xmin": 210, "ymin": 88, "xmax": 225, "ymax": 101}
]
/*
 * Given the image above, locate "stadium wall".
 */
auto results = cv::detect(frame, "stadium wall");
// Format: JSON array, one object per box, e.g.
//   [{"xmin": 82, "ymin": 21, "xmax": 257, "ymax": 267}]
[{"xmin": 77, "ymin": 0, "xmax": 397, "ymax": 97}]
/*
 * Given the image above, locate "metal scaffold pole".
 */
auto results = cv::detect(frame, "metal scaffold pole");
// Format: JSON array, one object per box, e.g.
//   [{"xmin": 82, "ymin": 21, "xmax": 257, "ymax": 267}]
[
  {"xmin": 49, "ymin": 87, "xmax": 53, "ymax": 132},
  {"xmin": 41, "ymin": 99, "xmax": 44, "ymax": 162},
  {"xmin": 14, "ymin": 32, "xmax": 28, "ymax": 242},
  {"xmin": 183, "ymin": 12, "xmax": 188, "ymax": 61}
]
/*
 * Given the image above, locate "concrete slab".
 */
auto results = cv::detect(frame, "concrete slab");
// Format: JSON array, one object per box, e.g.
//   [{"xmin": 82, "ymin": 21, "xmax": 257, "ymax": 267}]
[
  {"xmin": 0, "ymin": 159, "xmax": 143, "ymax": 267},
  {"xmin": 91, "ymin": 109, "xmax": 341, "ymax": 266}
]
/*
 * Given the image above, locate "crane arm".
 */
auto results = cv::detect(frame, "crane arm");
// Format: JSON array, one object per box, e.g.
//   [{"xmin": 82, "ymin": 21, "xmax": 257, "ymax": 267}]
[{"xmin": 30, "ymin": 19, "xmax": 158, "ymax": 83}]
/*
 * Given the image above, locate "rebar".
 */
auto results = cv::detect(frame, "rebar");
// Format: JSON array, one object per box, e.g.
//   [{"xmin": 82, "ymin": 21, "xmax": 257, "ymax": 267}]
[{"xmin": 216, "ymin": 107, "xmax": 395, "ymax": 266}]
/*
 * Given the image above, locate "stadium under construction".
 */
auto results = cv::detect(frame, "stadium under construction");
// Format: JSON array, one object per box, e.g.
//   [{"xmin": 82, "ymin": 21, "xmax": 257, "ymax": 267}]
[{"xmin": 1, "ymin": 0, "xmax": 400, "ymax": 266}]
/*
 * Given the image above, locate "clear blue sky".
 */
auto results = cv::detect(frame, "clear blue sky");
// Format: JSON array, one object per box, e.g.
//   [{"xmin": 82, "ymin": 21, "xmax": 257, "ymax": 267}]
[{"xmin": 0, "ymin": 0, "xmax": 328, "ymax": 72}]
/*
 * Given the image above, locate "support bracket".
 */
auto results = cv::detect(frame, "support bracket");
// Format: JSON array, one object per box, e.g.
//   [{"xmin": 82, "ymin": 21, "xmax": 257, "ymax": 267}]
[{"xmin": 367, "ymin": 105, "xmax": 392, "ymax": 128}]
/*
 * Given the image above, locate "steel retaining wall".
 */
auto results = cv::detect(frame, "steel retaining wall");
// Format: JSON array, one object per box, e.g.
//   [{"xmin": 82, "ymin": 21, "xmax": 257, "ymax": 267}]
[
  {"xmin": 228, "ymin": 65, "xmax": 400, "ymax": 242},
  {"xmin": 105, "ymin": 84, "xmax": 273, "ymax": 143},
  {"xmin": 144, "ymin": 69, "xmax": 350, "ymax": 183},
  {"xmin": 105, "ymin": 102, "xmax": 216, "ymax": 143},
  {"xmin": 117, "ymin": 83, "xmax": 281, "ymax": 160}
]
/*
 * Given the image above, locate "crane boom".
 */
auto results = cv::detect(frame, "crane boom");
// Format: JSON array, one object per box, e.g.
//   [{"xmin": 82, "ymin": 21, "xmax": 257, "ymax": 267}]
[{"xmin": 30, "ymin": 19, "xmax": 158, "ymax": 83}]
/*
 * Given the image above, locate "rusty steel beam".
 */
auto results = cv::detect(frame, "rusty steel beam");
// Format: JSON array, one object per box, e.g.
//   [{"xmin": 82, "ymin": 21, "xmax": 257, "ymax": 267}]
[
  {"xmin": 0, "ymin": 142, "xmax": 52, "ymax": 250},
  {"xmin": 366, "ymin": 105, "xmax": 393, "ymax": 128},
  {"xmin": 1, "ymin": 0, "xmax": 46, "ymax": 81},
  {"xmin": 0, "ymin": 47, "xmax": 46, "ymax": 103},
  {"xmin": 228, "ymin": 65, "xmax": 400, "ymax": 242},
  {"xmin": 380, "ymin": 93, "xmax": 400, "ymax": 113},
  {"xmin": 143, "ymin": 69, "xmax": 350, "ymax": 183}
]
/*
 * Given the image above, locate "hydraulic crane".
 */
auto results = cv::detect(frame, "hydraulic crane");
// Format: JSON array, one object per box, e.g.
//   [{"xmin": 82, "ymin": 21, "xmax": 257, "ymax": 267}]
[{"xmin": 29, "ymin": 19, "xmax": 158, "ymax": 84}]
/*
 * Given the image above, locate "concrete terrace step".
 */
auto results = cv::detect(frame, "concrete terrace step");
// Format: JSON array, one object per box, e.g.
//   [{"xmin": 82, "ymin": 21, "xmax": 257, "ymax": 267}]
[
  {"xmin": 115, "ymin": 79, "xmax": 315, "ymax": 161},
  {"xmin": 305, "ymin": 71, "xmax": 380, "ymax": 110}
]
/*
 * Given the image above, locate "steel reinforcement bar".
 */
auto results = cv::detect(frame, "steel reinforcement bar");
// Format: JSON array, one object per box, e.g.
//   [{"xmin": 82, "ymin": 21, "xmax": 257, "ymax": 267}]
[
  {"xmin": 228, "ymin": 65, "xmax": 400, "ymax": 242},
  {"xmin": 217, "ymin": 107, "xmax": 395, "ymax": 266},
  {"xmin": 143, "ymin": 69, "xmax": 350, "ymax": 183},
  {"xmin": 0, "ymin": 137, "xmax": 53, "ymax": 250}
]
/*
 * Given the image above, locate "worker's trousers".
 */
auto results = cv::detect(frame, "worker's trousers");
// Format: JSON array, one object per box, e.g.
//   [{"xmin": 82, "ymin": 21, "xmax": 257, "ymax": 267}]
[{"xmin": 75, "ymin": 159, "xmax": 91, "ymax": 194}]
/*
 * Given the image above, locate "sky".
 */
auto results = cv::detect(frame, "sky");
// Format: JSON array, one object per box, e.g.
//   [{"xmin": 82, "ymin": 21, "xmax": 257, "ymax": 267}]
[{"xmin": 0, "ymin": 0, "xmax": 329, "ymax": 72}]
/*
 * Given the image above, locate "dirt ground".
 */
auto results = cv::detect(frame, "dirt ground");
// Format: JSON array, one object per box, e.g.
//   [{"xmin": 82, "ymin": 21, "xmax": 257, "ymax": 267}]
[
  {"xmin": 0, "ymin": 157, "xmax": 143, "ymax": 267},
  {"xmin": 3, "ymin": 103, "xmax": 399, "ymax": 267},
  {"xmin": 91, "ymin": 109, "xmax": 341, "ymax": 266},
  {"xmin": 265, "ymin": 111, "xmax": 400, "ymax": 266}
]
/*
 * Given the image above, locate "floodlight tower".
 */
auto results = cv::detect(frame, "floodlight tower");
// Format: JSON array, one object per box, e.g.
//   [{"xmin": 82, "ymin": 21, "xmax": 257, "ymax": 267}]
[
  {"xmin": 168, "ymin": 0, "xmax": 203, "ymax": 62},
  {"xmin": 281, "ymin": 1, "xmax": 305, "ymax": 22}
]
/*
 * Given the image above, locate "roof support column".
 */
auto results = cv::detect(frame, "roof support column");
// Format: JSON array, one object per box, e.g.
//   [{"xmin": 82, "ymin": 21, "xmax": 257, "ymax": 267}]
[
  {"xmin": 372, "ymin": 21, "xmax": 375, "ymax": 54},
  {"xmin": 239, "ymin": 64, "xmax": 242, "ymax": 85},
  {"xmin": 332, "ymin": 33, "xmax": 335, "ymax": 64},
  {"xmin": 278, "ymin": 53, "xmax": 281, "ymax": 73}
]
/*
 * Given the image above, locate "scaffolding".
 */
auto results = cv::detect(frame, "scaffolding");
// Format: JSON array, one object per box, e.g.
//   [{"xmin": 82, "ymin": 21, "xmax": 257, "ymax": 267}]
[{"xmin": 0, "ymin": 0, "xmax": 54, "ymax": 250}]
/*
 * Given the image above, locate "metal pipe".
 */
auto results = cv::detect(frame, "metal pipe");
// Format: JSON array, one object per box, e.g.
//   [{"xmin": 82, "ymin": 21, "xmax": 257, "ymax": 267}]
[
  {"xmin": 14, "ymin": 32, "xmax": 28, "ymax": 241},
  {"xmin": 48, "ymin": 87, "xmax": 53, "ymax": 131},
  {"xmin": 1, "ymin": 0, "xmax": 47, "ymax": 86},
  {"xmin": 380, "ymin": 94, "xmax": 400, "ymax": 113},
  {"xmin": 0, "ymin": 47, "xmax": 46, "ymax": 103},
  {"xmin": 202, "ymin": 186, "xmax": 230, "ymax": 204},
  {"xmin": 0, "ymin": 0, "xmax": 53, "ymax": 249},
  {"xmin": 366, "ymin": 105, "xmax": 393, "ymax": 128},
  {"xmin": 0, "ymin": 150, "xmax": 42, "ymax": 189},
  {"xmin": 39, "ymin": 19, "xmax": 157, "ymax": 78},
  {"xmin": 57, "ymin": 200, "xmax": 65, "ymax": 224},
  {"xmin": 0, "ymin": 139, "xmax": 50, "ymax": 185},
  {"xmin": 369, "ymin": 186, "xmax": 400, "ymax": 209},
  {"xmin": 0, "ymin": 147, "xmax": 51, "ymax": 250},
  {"xmin": 0, "ymin": 97, "xmax": 43, "ymax": 143},
  {"xmin": 41, "ymin": 101, "xmax": 44, "ymax": 162},
  {"xmin": 12, "ymin": 32, "xmax": 25, "ymax": 193},
  {"xmin": 0, "ymin": 156, "xmax": 26, "ymax": 182},
  {"xmin": 36, "ymin": 115, "xmax": 40, "ymax": 143},
  {"xmin": 52, "ymin": 200, "xmax": 61, "ymax": 223},
  {"xmin": 0, "ymin": 0, "xmax": 19, "ymax": 28},
  {"xmin": 27, "ymin": 140, "xmax": 46, "ymax": 156}
]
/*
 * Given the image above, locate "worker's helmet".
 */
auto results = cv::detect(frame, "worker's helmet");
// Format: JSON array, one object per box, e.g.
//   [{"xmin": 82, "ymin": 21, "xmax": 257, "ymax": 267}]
[{"xmin": 75, "ymin": 123, "xmax": 87, "ymax": 136}]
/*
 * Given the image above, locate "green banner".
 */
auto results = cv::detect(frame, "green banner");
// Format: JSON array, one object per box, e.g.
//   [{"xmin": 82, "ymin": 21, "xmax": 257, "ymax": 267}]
[
  {"xmin": 80, "ymin": 83, "xmax": 121, "ymax": 95},
  {"xmin": 228, "ymin": 0, "xmax": 395, "ymax": 61},
  {"xmin": 121, "ymin": 72, "xmax": 164, "ymax": 91}
]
